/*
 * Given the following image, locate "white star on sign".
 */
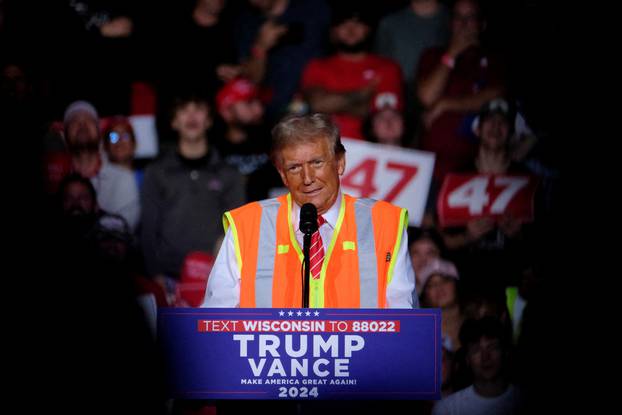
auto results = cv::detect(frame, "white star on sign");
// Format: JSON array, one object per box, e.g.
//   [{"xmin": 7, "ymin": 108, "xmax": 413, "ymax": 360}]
[
  {"xmin": 279, "ymin": 310, "xmax": 285, "ymax": 316},
  {"xmin": 305, "ymin": 311, "xmax": 311, "ymax": 316},
  {"xmin": 296, "ymin": 311, "xmax": 303, "ymax": 316},
  {"xmin": 314, "ymin": 311, "xmax": 320, "ymax": 316},
  {"xmin": 288, "ymin": 311, "xmax": 294, "ymax": 316}
]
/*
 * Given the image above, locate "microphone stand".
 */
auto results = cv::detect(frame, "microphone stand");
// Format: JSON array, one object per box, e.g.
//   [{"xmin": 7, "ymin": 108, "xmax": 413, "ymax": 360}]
[
  {"xmin": 302, "ymin": 232, "xmax": 312, "ymax": 308},
  {"xmin": 300, "ymin": 203, "xmax": 317, "ymax": 308}
]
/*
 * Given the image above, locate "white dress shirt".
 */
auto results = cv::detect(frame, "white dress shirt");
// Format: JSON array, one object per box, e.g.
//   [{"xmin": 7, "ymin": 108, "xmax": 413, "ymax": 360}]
[{"xmin": 202, "ymin": 192, "xmax": 417, "ymax": 308}]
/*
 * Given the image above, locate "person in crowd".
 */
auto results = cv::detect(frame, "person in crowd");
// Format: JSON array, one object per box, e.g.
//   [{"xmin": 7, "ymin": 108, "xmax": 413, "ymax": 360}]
[
  {"xmin": 408, "ymin": 227, "xmax": 444, "ymax": 295},
  {"xmin": 141, "ymin": 95, "xmax": 244, "ymax": 286},
  {"xmin": 89, "ymin": 212, "xmax": 169, "ymax": 307},
  {"xmin": 57, "ymin": 172, "xmax": 101, "ymax": 246},
  {"xmin": 102, "ymin": 115, "xmax": 144, "ymax": 190},
  {"xmin": 235, "ymin": 0, "xmax": 330, "ymax": 120},
  {"xmin": 416, "ymin": 0, "xmax": 505, "ymax": 183},
  {"xmin": 432, "ymin": 316, "xmax": 523, "ymax": 415},
  {"xmin": 439, "ymin": 98, "xmax": 531, "ymax": 295},
  {"xmin": 375, "ymin": 0, "xmax": 450, "ymax": 89},
  {"xmin": 63, "ymin": 100, "xmax": 140, "ymax": 229},
  {"xmin": 300, "ymin": 5, "xmax": 403, "ymax": 140},
  {"xmin": 157, "ymin": 0, "xmax": 240, "ymax": 104},
  {"xmin": 375, "ymin": 0, "xmax": 450, "ymax": 120},
  {"xmin": 60, "ymin": 0, "xmax": 140, "ymax": 115},
  {"xmin": 362, "ymin": 96, "xmax": 415, "ymax": 147},
  {"xmin": 419, "ymin": 258, "xmax": 464, "ymax": 352},
  {"xmin": 214, "ymin": 77, "xmax": 283, "ymax": 200}
]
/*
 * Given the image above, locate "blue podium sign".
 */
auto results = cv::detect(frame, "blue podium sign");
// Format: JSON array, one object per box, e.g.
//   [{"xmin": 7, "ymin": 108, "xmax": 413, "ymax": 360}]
[{"xmin": 158, "ymin": 308, "xmax": 441, "ymax": 400}]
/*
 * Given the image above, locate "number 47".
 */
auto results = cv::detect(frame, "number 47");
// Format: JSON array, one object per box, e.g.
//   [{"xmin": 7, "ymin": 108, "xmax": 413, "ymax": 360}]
[
  {"xmin": 448, "ymin": 176, "xmax": 529, "ymax": 215},
  {"xmin": 341, "ymin": 159, "xmax": 418, "ymax": 202}
]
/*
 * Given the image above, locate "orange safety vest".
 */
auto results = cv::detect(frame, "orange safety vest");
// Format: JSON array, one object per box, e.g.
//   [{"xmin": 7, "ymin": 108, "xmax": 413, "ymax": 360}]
[{"xmin": 223, "ymin": 193, "xmax": 407, "ymax": 308}]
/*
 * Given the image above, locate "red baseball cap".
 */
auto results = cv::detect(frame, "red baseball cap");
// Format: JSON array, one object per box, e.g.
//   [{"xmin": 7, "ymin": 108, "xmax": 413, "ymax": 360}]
[{"xmin": 216, "ymin": 78, "xmax": 259, "ymax": 115}]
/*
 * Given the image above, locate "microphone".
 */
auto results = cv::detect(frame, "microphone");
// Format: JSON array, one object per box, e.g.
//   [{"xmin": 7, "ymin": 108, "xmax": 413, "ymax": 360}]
[
  {"xmin": 299, "ymin": 203, "xmax": 317, "ymax": 308},
  {"xmin": 299, "ymin": 203, "xmax": 318, "ymax": 235}
]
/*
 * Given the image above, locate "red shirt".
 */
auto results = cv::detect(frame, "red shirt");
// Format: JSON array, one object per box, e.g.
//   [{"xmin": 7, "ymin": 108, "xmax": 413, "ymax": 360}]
[
  {"xmin": 417, "ymin": 46, "xmax": 504, "ymax": 182},
  {"xmin": 301, "ymin": 54, "xmax": 403, "ymax": 139}
]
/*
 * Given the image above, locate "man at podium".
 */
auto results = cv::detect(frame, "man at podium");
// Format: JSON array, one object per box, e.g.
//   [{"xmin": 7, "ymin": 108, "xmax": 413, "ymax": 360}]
[{"xmin": 202, "ymin": 113, "xmax": 416, "ymax": 308}]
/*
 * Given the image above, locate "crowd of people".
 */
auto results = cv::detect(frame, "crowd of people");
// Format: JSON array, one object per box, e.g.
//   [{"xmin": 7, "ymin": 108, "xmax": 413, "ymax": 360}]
[{"xmin": 2, "ymin": 1, "xmax": 564, "ymax": 414}]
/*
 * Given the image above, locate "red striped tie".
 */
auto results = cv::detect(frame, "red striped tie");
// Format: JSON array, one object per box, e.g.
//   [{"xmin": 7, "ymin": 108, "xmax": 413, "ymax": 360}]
[{"xmin": 309, "ymin": 215, "xmax": 326, "ymax": 280}]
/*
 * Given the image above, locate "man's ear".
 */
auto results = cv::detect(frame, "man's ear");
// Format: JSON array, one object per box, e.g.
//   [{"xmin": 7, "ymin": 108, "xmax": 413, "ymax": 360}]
[
  {"xmin": 337, "ymin": 152, "xmax": 346, "ymax": 176},
  {"xmin": 276, "ymin": 163, "xmax": 288, "ymax": 187}
]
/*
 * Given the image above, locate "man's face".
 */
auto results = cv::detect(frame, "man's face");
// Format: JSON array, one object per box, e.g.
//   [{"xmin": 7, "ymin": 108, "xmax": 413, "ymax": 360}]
[
  {"xmin": 410, "ymin": 238, "xmax": 440, "ymax": 276},
  {"xmin": 249, "ymin": 0, "xmax": 277, "ymax": 13},
  {"xmin": 423, "ymin": 274, "xmax": 457, "ymax": 308},
  {"xmin": 332, "ymin": 19, "xmax": 370, "ymax": 49},
  {"xmin": 98, "ymin": 238, "xmax": 129, "ymax": 262},
  {"xmin": 65, "ymin": 112, "xmax": 100, "ymax": 148},
  {"xmin": 172, "ymin": 102, "xmax": 211, "ymax": 142},
  {"xmin": 229, "ymin": 99, "xmax": 264, "ymax": 126},
  {"xmin": 105, "ymin": 124, "xmax": 136, "ymax": 164},
  {"xmin": 63, "ymin": 182, "xmax": 96, "ymax": 216},
  {"xmin": 452, "ymin": 0, "xmax": 481, "ymax": 41},
  {"xmin": 277, "ymin": 137, "xmax": 345, "ymax": 215},
  {"xmin": 467, "ymin": 336, "xmax": 504, "ymax": 382},
  {"xmin": 478, "ymin": 113, "xmax": 510, "ymax": 151},
  {"xmin": 372, "ymin": 109, "xmax": 404, "ymax": 146},
  {"xmin": 199, "ymin": 0, "xmax": 225, "ymax": 15}
]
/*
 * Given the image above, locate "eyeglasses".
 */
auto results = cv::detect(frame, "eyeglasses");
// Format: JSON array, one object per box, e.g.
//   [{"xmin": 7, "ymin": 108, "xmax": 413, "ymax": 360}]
[{"xmin": 107, "ymin": 131, "xmax": 133, "ymax": 144}]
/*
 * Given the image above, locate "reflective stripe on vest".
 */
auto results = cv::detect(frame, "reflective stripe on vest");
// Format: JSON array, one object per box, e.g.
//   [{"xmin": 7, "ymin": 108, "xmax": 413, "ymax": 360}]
[
  {"xmin": 506, "ymin": 286, "xmax": 518, "ymax": 322},
  {"xmin": 255, "ymin": 199, "xmax": 280, "ymax": 307},
  {"xmin": 354, "ymin": 198, "xmax": 379, "ymax": 308}
]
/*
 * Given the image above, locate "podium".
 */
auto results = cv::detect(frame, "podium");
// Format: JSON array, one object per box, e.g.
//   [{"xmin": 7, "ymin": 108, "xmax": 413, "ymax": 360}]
[{"xmin": 158, "ymin": 308, "xmax": 441, "ymax": 400}]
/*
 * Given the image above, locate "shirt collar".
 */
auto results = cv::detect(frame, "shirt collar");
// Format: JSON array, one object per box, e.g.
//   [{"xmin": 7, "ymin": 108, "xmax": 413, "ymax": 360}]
[{"xmin": 291, "ymin": 191, "xmax": 342, "ymax": 231}]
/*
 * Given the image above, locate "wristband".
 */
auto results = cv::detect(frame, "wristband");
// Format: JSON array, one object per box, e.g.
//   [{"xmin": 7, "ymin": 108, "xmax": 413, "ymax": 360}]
[
  {"xmin": 251, "ymin": 45, "xmax": 267, "ymax": 59},
  {"xmin": 441, "ymin": 53, "xmax": 455, "ymax": 69}
]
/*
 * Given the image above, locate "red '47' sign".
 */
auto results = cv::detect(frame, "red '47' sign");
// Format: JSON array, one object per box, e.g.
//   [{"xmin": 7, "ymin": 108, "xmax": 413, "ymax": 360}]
[{"xmin": 437, "ymin": 174, "xmax": 538, "ymax": 227}]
